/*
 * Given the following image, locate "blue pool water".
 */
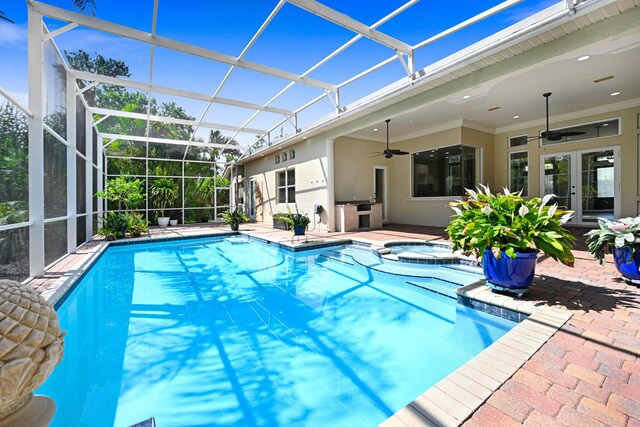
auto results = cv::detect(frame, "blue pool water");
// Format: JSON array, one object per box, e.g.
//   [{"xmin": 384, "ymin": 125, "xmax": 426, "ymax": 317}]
[{"xmin": 38, "ymin": 237, "xmax": 515, "ymax": 427}]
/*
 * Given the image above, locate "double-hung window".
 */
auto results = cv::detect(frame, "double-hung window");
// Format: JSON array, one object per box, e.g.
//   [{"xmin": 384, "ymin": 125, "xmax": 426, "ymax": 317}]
[{"xmin": 277, "ymin": 169, "xmax": 295, "ymax": 203}]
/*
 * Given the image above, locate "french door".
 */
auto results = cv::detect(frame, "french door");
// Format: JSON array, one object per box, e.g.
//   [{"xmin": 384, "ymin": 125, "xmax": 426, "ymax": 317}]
[{"xmin": 540, "ymin": 147, "xmax": 620, "ymax": 224}]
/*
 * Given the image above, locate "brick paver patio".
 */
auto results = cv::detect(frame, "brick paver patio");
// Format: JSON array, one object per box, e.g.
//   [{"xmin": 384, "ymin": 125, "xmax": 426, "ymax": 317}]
[{"xmin": 27, "ymin": 223, "xmax": 640, "ymax": 426}]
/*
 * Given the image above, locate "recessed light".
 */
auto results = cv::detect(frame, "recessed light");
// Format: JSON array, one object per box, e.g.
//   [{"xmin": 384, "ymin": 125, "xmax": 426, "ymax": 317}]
[
  {"xmin": 610, "ymin": 92, "xmax": 620, "ymax": 96},
  {"xmin": 302, "ymin": 136, "xmax": 307, "ymax": 139},
  {"xmin": 462, "ymin": 95, "xmax": 471, "ymax": 99},
  {"xmin": 603, "ymin": 123, "xmax": 609, "ymax": 127},
  {"xmin": 512, "ymin": 115, "xmax": 520, "ymax": 119},
  {"xmin": 373, "ymin": 128, "xmax": 378, "ymax": 132},
  {"xmin": 577, "ymin": 55, "xmax": 590, "ymax": 61}
]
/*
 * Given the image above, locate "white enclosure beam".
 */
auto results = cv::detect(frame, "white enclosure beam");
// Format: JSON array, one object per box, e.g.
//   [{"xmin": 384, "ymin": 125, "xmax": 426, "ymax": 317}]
[
  {"xmin": 225, "ymin": 1, "xmax": 417, "ymax": 150},
  {"xmin": 413, "ymin": 0, "xmax": 523, "ymax": 50},
  {"xmin": 187, "ymin": 0, "xmax": 286, "ymax": 154},
  {"xmin": 0, "ymin": 86, "xmax": 33, "ymax": 117},
  {"xmin": 66, "ymin": 71, "xmax": 77, "ymax": 254},
  {"xmin": 28, "ymin": 8, "xmax": 45, "ymax": 277},
  {"xmin": 100, "ymin": 133, "xmax": 251, "ymax": 150},
  {"xmin": 31, "ymin": 1, "xmax": 337, "ymax": 92},
  {"xmin": 89, "ymin": 107, "xmax": 266, "ymax": 134},
  {"xmin": 42, "ymin": 22, "xmax": 78, "ymax": 40},
  {"xmin": 85, "ymin": 110, "xmax": 94, "ymax": 240},
  {"xmin": 285, "ymin": 0, "xmax": 413, "ymax": 55},
  {"xmin": 71, "ymin": 70, "xmax": 294, "ymax": 116}
]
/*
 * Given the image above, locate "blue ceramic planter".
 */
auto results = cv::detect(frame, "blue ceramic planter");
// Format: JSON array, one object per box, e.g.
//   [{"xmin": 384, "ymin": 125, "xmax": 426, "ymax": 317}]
[
  {"xmin": 612, "ymin": 246, "xmax": 640, "ymax": 283},
  {"xmin": 293, "ymin": 225, "xmax": 306, "ymax": 236},
  {"xmin": 482, "ymin": 249, "xmax": 538, "ymax": 293}
]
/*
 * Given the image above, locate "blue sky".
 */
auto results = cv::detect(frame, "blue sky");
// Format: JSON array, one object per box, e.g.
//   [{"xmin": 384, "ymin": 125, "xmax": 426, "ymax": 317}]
[{"xmin": 0, "ymin": 0, "xmax": 558, "ymax": 142}]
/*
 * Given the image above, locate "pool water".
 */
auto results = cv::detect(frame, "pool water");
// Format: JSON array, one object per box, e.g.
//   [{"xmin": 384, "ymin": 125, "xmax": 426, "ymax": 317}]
[
  {"xmin": 38, "ymin": 237, "xmax": 515, "ymax": 427},
  {"xmin": 388, "ymin": 244, "xmax": 453, "ymax": 255}
]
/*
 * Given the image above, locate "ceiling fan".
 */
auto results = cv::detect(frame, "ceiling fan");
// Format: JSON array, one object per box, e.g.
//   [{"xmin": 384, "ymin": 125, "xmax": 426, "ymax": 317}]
[
  {"xmin": 529, "ymin": 92, "xmax": 586, "ymax": 142},
  {"xmin": 371, "ymin": 119, "xmax": 410, "ymax": 158}
]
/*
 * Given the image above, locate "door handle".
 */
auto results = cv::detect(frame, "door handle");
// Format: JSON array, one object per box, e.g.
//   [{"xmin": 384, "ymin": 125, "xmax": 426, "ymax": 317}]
[{"xmin": 571, "ymin": 192, "xmax": 576, "ymax": 195}]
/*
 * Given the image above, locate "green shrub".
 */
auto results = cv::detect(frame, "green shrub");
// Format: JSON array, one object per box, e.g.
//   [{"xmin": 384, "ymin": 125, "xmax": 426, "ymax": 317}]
[
  {"xmin": 99, "ymin": 212, "xmax": 128, "ymax": 238},
  {"xmin": 125, "ymin": 212, "xmax": 149, "ymax": 237}
]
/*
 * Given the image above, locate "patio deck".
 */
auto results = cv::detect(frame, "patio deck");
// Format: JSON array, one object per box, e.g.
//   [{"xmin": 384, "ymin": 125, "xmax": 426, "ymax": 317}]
[{"xmin": 27, "ymin": 222, "xmax": 640, "ymax": 426}]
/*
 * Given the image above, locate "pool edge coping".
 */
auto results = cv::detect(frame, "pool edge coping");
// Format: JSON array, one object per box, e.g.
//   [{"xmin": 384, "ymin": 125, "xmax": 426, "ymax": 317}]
[{"xmin": 380, "ymin": 282, "xmax": 573, "ymax": 427}]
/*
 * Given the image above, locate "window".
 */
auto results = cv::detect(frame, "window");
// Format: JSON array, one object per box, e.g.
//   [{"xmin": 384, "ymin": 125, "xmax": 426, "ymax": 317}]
[
  {"xmin": 509, "ymin": 135, "xmax": 528, "ymax": 148},
  {"xmin": 412, "ymin": 145, "xmax": 479, "ymax": 197},
  {"xmin": 275, "ymin": 154, "xmax": 280, "ymax": 164},
  {"xmin": 282, "ymin": 151, "xmax": 288, "ymax": 162},
  {"xmin": 290, "ymin": 149, "xmax": 296, "ymax": 160},
  {"xmin": 540, "ymin": 118, "xmax": 620, "ymax": 146},
  {"xmin": 277, "ymin": 169, "xmax": 295, "ymax": 203},
  {"xmin": 509, "ymin": 151, "xmax": 529, "ymax": 196}
]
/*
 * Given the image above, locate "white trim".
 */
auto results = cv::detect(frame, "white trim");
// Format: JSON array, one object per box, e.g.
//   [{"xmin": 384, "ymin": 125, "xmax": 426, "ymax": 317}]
[
  {"xmin": 44, "ymin": 216, "xmax": 69, "ymax": 224},
  {"xmin": 66, "ymin": 71, "xmax": 77, "ymax": 253}
]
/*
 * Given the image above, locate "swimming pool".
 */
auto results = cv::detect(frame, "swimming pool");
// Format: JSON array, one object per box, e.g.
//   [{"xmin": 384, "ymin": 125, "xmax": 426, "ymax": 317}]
[{"xmin": 38, "ymin": 236, "xmax": 515, "ymax": 427}]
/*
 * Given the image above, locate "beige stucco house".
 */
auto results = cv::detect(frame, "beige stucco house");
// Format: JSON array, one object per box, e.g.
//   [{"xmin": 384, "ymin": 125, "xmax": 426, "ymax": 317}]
[{"xmin": 236, "ymin": 1, "xmax": 640, "ymax": 231}]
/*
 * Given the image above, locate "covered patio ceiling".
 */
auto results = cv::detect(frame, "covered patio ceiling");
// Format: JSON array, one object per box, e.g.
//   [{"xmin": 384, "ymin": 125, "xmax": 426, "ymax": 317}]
[
  {"xmin": 346, "ymin": 20, "xmax": 640, "ymax": 143},
  {"xmin": 25, "ymin": 0, "xmax": 611, "ymax": 164}
]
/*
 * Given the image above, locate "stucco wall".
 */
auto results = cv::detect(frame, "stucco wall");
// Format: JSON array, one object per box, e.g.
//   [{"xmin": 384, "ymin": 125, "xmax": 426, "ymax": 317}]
[
  {"xmin": 333, "ymin": 137, "xmax": 385, "ymax": 202},
  {"xmin": 244, "ymin": 137, "xmax": 331, "ymax": 230},
  {"xmin": 494, "ymin": 105, "xmax": 640, "ymax": 219}
]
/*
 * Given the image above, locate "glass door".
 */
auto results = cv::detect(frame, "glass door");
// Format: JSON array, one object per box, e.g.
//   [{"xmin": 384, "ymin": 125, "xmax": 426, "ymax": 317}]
[
  {"xmin": 540, "ymin": 147, "xmax": 619, "ymax": 224},
  {"xmin": 541, "ymin": 153, "xmax": 576, "ymax": 222},
  {"xmin": 374, "ymin": 167, "xmax": 387, "ymax": 221},
  {"xmin": 579, "ymin": 148, "xmax": 617, "ymax": 223}
]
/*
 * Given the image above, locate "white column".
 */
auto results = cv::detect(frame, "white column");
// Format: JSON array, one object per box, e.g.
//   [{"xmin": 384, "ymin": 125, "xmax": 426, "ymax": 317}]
[
  {"xmin": 85, "ymin": 110, "xmax": 93, "ymax": 240},
  {"xmin": 97, "ymin": 134, "xmax": 104, "ymax": 221},
  {"xmin": 325, "ymin": 138, "xmax": 335, "ymax": 232},
  {"xmin": 66, "ymin": 72, "xmax": 77, "ymax": 253},
  {"xmin": 28, "ymin": 8, "xmax": 45, "ymax": 277}
]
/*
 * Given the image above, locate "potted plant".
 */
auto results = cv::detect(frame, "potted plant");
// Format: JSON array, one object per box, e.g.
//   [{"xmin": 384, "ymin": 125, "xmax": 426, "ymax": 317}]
[
  {"xmin": 585, "ymin": 216, "xmax": 640, "ymax": 283},
  {"xmin": 220, "ymin": 209, "xmax": 249, "ymax": 231},
  {"xmin": 446, "ymin": 185, "xmax": 575, "ymax": 295},
  {"xmin": 275, "ymin": 209, "xmax": 311, "ymax": 242},
  {"xmin": 150, "ymin": 178, "xmax": 178, "ymax": 228},
  {"xmin": 124, "ymin": 211, "xmax": 149, "ymax": 237}
]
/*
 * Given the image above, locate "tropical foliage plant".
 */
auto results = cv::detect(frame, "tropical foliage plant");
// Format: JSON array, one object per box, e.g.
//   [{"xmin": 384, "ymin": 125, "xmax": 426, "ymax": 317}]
[
  {"xmin": 124, "ymin": 212, "xmax": 149, "ymax": 237},
  {"xmin": 585, "ymin": 216, "xmax": 640, "ymax": 265},
  {"xmin": 275, "ymin": 208, "xmax": 311, "ymax": 231},
  {"xmin": 150, "ymin": 178, "xmax": 178, "ymax": 218},
  {"xmin": 99, "ymin": 212, "xmax": 128, "ymax": 239},
  {"xmin": 446, "ymin": 185, "xmax": 575, "ymax": 267},
  {"xmin": 220, "ymin": 209, "xmax": 249, "ymax": 227}
]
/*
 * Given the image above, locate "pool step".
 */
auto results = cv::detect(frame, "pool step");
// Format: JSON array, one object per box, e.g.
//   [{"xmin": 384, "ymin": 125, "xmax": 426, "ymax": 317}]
[
  {"xmin": 442, "ymin": 264, "xmax": 484, "ymax": 276},
  {"xmin": 405, "ymin": 279, "xmax": 459, "ymax": 299}
]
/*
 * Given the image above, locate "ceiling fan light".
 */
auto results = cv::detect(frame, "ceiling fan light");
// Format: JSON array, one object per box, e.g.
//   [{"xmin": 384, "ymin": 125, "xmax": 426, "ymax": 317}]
[
  {"xmin": 577, "ymin": 55, "xmax": 590, "ymax": 61},
  {"xmin": 610, "ymin": 92, "xmax": 620, "ymax": 96}
]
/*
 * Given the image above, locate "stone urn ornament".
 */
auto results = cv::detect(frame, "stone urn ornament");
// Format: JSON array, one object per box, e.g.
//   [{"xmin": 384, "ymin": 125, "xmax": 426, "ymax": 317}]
[{"xmin": 0, "ymin": 279, "xmax": 65, "ymax": 427}]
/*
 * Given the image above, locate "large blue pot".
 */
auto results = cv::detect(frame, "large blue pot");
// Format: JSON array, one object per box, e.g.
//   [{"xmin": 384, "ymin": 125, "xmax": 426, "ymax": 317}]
[
  {"xmin": 482, "ymin": 249, "xmax": 538, "ymax": 291},
  {"xmin": 612, "ymin": 246, "xmax": 640, "ymax": 282},
  {"xmin": 293, "ymin": 225, "xmax": 306, "ymax": 236}
]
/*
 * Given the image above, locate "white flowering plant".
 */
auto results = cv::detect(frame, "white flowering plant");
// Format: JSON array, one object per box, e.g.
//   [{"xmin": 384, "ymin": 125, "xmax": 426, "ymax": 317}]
[
  {"xmin": 585, "ymin": 216, "xmax": 640, "ymax": 265},
  {"xmin": 445, "ymin": 185, "xmax": 576, "ymax": 267}
]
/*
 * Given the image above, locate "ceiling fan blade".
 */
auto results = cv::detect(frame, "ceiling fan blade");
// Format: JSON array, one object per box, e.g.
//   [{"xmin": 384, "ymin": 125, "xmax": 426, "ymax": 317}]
[
  {"xmin": 559, "ymin": 131, "xmax": 586, "ymax": 137},
  {"xmin": 390, "ymin": 150, "xmax": 410, "ymax": 155}
]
